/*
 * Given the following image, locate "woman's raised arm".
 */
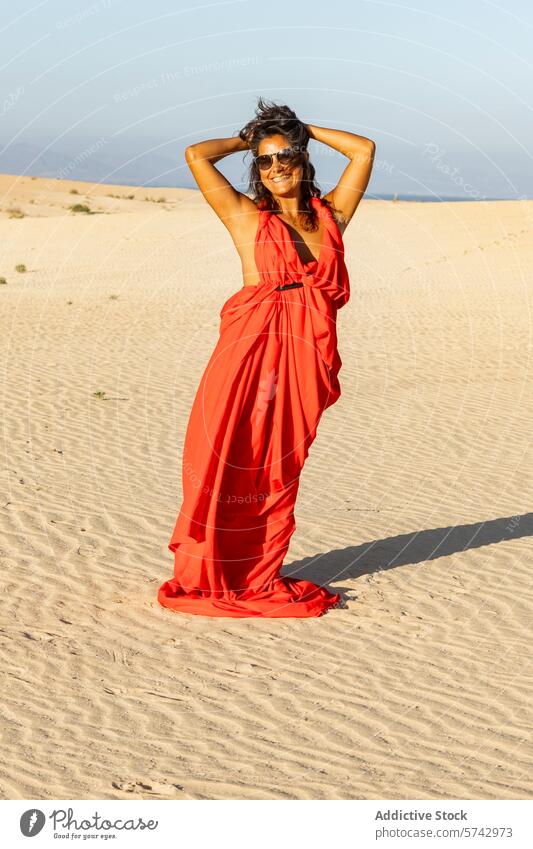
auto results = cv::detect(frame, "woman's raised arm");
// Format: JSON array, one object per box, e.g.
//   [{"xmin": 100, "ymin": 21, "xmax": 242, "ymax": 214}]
[
  {"xmin": 184, "ymin": 134, "xmax": 254, "ymax": 229},
  {"xmin": 306, "ymin": 123, "xmax": 376, "ymax": 229}
]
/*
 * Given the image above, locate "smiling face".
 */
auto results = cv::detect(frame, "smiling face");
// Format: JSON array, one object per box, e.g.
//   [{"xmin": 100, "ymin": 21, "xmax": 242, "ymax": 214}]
[{"xmin": 256, "ymin": 134, "xmax": 307, "ymax": 200}]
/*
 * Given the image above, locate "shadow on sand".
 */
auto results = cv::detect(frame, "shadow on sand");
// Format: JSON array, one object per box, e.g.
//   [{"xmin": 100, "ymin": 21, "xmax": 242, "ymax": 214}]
[{"xmin": 284, "ymin": 511, "xmax": 532, "ymax": 602}]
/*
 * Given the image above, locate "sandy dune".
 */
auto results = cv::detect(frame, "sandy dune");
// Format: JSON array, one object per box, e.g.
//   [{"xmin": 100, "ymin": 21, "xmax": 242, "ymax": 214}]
[{"xmin": 0, "ymin": 172, "xmax": 531, "ymax": 800}]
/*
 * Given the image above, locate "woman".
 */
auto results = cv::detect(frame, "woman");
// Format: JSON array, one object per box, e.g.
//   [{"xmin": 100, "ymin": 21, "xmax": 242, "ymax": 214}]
[{"xmin": 158, "ymin": 97, "xmax": 375, "ymax": 618}]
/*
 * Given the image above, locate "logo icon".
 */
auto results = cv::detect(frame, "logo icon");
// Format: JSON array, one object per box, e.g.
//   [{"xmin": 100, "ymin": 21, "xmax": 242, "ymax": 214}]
[{"xmin": 20, "ymin": 809, "xmax": 46, "ymax": 837}]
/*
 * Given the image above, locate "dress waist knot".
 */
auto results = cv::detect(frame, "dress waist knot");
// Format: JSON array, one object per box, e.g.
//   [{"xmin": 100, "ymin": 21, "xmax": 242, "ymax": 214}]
[{"xmin": 274, "ymin": 281, "xmax": 304, "ymax": 291}]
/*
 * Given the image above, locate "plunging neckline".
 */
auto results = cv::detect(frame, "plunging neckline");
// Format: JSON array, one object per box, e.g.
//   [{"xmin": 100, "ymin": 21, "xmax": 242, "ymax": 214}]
[{"xmin": 271, "ymin": 198, "xmax": 327, "ymax": 267}]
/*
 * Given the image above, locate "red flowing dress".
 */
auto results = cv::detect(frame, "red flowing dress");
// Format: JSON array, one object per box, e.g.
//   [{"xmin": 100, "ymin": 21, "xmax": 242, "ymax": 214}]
[{"xmin": 158, "ymin": 195, "xmax": 350, "ymax": 617}]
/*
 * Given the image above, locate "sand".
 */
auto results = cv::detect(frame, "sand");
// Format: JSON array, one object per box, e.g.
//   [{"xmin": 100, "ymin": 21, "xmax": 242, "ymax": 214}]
[{"xmin": 0, "ymin": 172, "xmax": 531, "ymax": 800}]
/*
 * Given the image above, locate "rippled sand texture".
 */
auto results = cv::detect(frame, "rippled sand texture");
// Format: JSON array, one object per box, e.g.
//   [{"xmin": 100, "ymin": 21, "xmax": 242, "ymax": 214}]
[{"xmin": 0, "ymin": 174, "xmax": 531, "ymax": 800}]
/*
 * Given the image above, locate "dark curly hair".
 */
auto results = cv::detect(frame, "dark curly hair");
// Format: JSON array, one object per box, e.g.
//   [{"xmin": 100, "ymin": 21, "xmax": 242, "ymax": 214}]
[{"xmin": 239, "ymin": 97, "xmax": 339, "ymax": 233}]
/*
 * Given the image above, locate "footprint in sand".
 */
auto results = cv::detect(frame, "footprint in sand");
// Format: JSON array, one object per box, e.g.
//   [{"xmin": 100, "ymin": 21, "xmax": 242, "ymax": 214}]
[
  {"xmin": 112, "ymin": 780, "xmax": 184, "ymax": 794},
  {"xmin": 22, "ymin": 630, "xmax": 58, "ymax": 642},
  {"xmin": 228, "ymin": 661, "xmax": 272, "ymax": 676}
]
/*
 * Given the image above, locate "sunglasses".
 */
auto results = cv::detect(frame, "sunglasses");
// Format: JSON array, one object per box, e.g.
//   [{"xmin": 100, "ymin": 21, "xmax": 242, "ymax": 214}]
[{"xmin": 254, "ymin": 146, "xmax": 304, "ymax": 171}]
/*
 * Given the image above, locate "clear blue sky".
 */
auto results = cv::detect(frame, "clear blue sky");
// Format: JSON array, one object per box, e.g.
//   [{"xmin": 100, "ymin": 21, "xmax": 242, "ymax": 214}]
[{"xmin": 1, "ymin": 0, "xmax": 532, "ymax": 198}]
